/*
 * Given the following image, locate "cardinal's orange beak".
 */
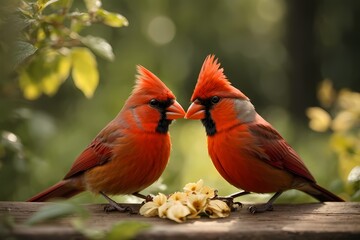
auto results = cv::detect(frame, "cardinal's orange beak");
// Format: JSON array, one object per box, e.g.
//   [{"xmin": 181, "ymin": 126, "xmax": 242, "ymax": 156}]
[
  {"xmin": 166, "ymin": 100, "xmax": 186, "ymax": 120},
  {"xmin": 185, "ymin": 101, "xmax": 206, "ymax": 120}
]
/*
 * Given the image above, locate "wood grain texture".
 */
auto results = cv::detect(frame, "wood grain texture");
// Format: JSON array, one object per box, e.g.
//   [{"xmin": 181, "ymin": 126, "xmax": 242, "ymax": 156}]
[{"xmin": 1, "ymin": 202, "xmax": 359, "ymax": 239}]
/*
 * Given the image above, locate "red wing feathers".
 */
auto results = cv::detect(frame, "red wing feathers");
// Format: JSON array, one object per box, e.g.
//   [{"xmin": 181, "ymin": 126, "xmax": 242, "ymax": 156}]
[
  {"xmin": 64, "ymin": 135, "xmax": 115, "ymax": 179},
  {"xmin": 248, "ymin": 123, "xmax": 316, "ymax": 183}
]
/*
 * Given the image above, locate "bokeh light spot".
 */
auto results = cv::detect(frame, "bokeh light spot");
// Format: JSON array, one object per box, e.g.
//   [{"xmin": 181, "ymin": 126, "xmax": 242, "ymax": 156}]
[{"xmin": 147, "ymin": 16, "xmax": 176, "ymax": 45}]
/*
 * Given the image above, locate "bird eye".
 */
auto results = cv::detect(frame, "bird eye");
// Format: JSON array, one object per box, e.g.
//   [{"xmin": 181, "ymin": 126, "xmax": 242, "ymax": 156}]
[
  {"xmin": 149, "ymin": 99, "xmax": 159, "ymax": 106},
  {"xmin": 211, "ymin": 96, "xmax": 220, "ymax": 104}
]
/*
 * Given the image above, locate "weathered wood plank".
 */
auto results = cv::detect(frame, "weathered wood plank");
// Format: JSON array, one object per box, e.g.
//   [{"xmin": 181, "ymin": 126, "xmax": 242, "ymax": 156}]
[{"xmin": 1, "ymin": 202, "xmax": 359, "ymax": 239}]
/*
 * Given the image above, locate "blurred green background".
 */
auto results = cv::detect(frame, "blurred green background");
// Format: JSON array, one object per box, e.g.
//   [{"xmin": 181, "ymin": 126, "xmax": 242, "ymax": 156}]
[{"xmin": 1, "ymin": 0, "xmax": 359, "ymax": 204}]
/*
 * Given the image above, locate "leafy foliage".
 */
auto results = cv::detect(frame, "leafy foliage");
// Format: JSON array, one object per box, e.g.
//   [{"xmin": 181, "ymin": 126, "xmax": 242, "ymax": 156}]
[
  {"xmin": 105, "ymin": 221, "xmax": 150, "ymax": 240},
  {"xmin": 16, "ymin": 0, "xmax": 128, "ymax": 99},
  {"xmin": 72, "ymin": 219, "xmax": 150, "ymax": 240},
  {"xmin": 0, "ymin": 0, "xmax": 128, "ymax": 201},
  {"xmin": 71, "ymin": 47, "xmax": 99, "ymax": 98},
  {"xmin": 26, "ymin": 200, "xmax": 88, "ymax": 225},
  {"xmin": 26, "ymin": 200, "xmax": 149, "ymax": 238},
  {"xmin": 0, "ymin": 213, "xmax": 15, "ymax": 239},
  {"xmin": 307, "ymin": 80, "xmax": 360, "ymax": 200}
]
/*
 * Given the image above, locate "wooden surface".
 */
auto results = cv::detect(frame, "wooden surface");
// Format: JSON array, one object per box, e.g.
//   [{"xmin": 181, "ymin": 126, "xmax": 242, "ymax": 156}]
[{"xmin": 0, "ymin": 201, "xmax": 359, "ymax": 239}]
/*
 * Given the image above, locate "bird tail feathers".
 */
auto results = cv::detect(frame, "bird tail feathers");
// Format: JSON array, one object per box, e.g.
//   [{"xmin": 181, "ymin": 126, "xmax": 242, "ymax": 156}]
[
  {"xmin": 27, "ymin": 180, "xmax": 82, "ymax": 202},
  {"xmin": 301, "ymin": 183, "xmax": 344, "ymax": 202}
]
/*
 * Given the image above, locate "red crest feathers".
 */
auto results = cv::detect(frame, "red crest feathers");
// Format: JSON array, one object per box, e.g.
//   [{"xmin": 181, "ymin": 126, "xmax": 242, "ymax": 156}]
[
  {"xmin": 191, "ymin": 55, "xmax": 248, "ymax": 101},
  {"xmin": 132, "ymin": 65, "xmax": 175, "ymax": 101}
]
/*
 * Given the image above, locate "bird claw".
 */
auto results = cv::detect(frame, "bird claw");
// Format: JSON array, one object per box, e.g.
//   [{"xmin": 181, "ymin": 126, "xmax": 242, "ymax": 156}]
[
  {"xmin": 104, "ymin": 205, "xmax": 116, "ymax": 212},
  {"xmin": 231, "ymin": 201, "xmax": 242, "ymax": 211},
  {"xmin": 248, "ymin": 205, "xmax": 257, "ymax": 214},
  {"xmin": 125, "ymin": 206, "xmax": 138, "ymax": 215},
  {"xmin": 144, "ymin": 194, "xmax": 153, "ymax": 202},
  {"xmin": 104, "ymin": 204, "xmax": 136, "ymax": 214},
  {"xmin": 100, "ymin": 191, "xmax": 137, "ymax": 214},
  {"xmin": 248, "ymin": 204, "xmax": 273, "ymax": 214}
]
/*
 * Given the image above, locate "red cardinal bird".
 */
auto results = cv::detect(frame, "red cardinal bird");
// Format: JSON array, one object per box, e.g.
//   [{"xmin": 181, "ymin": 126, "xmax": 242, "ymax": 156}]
[
  {"xmin": 185, "ymin": 55, "xmax": 344, "ymax": 213},
  {"xmin": 28, "ymin": 66, "xmax": 185, "ymax": 211}
]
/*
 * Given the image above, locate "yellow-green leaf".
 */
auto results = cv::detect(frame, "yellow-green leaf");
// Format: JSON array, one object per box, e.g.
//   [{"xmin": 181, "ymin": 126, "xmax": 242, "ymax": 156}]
[
  {"xmin": 19, "ymin": 49, "xmax": 71, "ymax": 99},
  {"xmin": 42, "ymin": 74, "xmax": 60, "ymax": 96},
  {"xmin": 96, "ymin": 9, "xmax": 129, "ymax": 27},
  {"xmin": 19, "ymin": 70, "xmax": 41, "ymax": 100},
  {"xmin": 84, "ymin": 0, "xmax": 101, "ymax": 12},
  {"xmin": 37, "ymin": 0, "xmax": 60, "ymax": 12},
  {"xmin": 42, "ymin": 51, "xmax": 71, "ymax": 96},
  {"xmin": 71, "ymin": 47, "xmax": 99, "ymax": 98},
  {"xmin": 18, "ymin": 52, "xmax": 47, "ymax": 100},
  {"xmin": 18, "ymin": 1, "xmax": 32, "ymax": 17},
  {"xmin": 57, "ymin": 51, "xmax": 71, "ymax": 82},
  {"xmin": 330, "ymin": 133, "xmax": 353, "ymax": 155},
  {"xmin": 51, "ymin": 0, "xmax": 73, "ymax": 9},
  {"xmin": 70, "ymin": 13, "xmax": 91, "ymax": 33},
  {"xmin": 80, "ymin": 35, "xmax": 114, "ymax": 61}
]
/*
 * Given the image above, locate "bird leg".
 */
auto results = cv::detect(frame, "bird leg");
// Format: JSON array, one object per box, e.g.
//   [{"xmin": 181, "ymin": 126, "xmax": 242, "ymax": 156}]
[
  {"xmin": 227, "ymin": 191, "xmax": 251, "ymax": 199},
  {"xmin": 213, "ymin": 191, "xmax": 250, "ymax": 211},
  {"xmin": 132, "ymin": 192, "xmax": 153, "ymax": 202},
  {"xmin": 248, "ymin": 191, "xmax": 282, "ymax": 214},
  {"xmin": 100, "ymin": 191, "xmax": 134, "ymax": 213}
]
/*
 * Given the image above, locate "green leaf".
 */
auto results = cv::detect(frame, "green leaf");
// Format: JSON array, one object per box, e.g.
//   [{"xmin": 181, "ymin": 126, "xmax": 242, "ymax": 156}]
[
  {"xmin": 13, "ymin": 41, "xmax": 37, "ymax": 67},
  {"xmin": 26, "ymin": 201, "xmax": 88, "ymax": 225},
  {"xmin": 19, "ymin": 75, "xmax": 41, "ymax": 100},
  {"xmin": 42, "ymin": 13, "xmax": 65, "ymax": 25},
  {"xmin": 71, "ymin": 218, "xmax": 105, "ymax": 239},
  {"xmin": 43, "ymin": 0, "xmax": 60, "ymax": 8},
  {"xmin": 19, "ymin": 66, "xmax": 42, "ymax": 100},
  {"xmin": 81, "ymin": 35, "xmax": 114, "ymax": 61},
  {"xmin": 70, "ymin": 13, "xmax": 90, "ymax": 33},
  {"xmin": 51, "ymin": 0, "xmax": 73, "ymax": 8},
  {"xmin": 84, "ymin": 0, "xmax": 101, "ymax": 12},
  {"xmin": 106, "ymin": 221, "xmax": 150, "ymax": 240},
  {"xmin": 41, "ymin": 74, "xmax": 60, "ymax": 96},
  {"xmin": 71, "ymin": 47, "xmax": 99, "ymax": 98},
  {"xmin": 19, "ymin": 49, "xmax": 71, "ymax": 99},
  {"xmin": 57, "ymin": 50, "xmax": 72, "ymax": 81},
  {"xmin": 41, "ymin": 51, "xmax": 71, "ymax": 96},
  {"xmin": 96, "ymin": 9, "xmax": 129, "ymax": 27},
  {"xmin": 37, "ymin": 0, "xmax": 60, "ymax": 12},
  {"xmin": 18, "ymin": 1, "xmax": 33, "ymax": 17},
  {"xmin": 352, "ymin": 189, "xmax": 360, "ymax": 201}
]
